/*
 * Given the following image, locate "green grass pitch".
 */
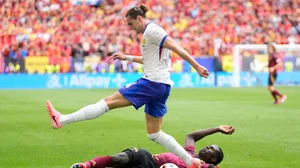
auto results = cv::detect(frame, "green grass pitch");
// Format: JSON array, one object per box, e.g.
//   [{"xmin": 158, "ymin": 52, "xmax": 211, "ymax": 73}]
[{"xmin": 0, "ymin": 87, "xmax": 299, "ymax": 168}]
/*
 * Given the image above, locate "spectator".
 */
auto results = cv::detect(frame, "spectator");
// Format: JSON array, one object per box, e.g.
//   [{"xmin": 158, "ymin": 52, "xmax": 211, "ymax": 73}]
[{"xmin": 0, "ymin": 0, "xmax": 299, "ymax": 74}]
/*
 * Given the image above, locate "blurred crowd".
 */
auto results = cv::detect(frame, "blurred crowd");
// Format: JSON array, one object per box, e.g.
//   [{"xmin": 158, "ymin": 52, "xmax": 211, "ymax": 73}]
[{"xmin": 0, "ymin": 0, "xmax": 299, "ymax": 73}]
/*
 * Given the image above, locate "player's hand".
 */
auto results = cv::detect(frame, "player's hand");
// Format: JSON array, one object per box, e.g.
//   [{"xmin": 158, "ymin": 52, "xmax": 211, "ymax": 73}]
[
  {"xmin": 110, "ymin": 53, "xmax": 126, "ymax": 61},
  {"xmin": 269, "ymin": 67, "xmax": 274, "ymax": 73},
  {"xmin": 196, "ymin": 65, "xmax": 209, "ymax": 78},
  {"xmin": 190, "ymin": 158, "xmax": 203, "ymax": 168},
  {"xmin": 218, "ymin": 125, "xmax": 235, "ymax": 135}
]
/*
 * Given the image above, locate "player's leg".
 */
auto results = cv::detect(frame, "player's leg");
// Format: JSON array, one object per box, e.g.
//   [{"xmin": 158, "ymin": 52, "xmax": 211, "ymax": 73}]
[
  {"xmin": 268, "ymin": 74, "xmax": 279, "ymax": 104},
  {"xmin": 267, "ymin": 74, "xmax": 286, "ymax": 104},
  {"xmin": 268, "ymin": 85, "xmax": 278, "ymax": 104},
  {"xmin": 120, "ymin": 148, "xmax": 157, "ymax": 168},
  {"xmin": 47, "ymin": 78, "xmax": 158, "ymax": 128},
  {"xmin": 47, "ymin": 91, "xmax": 131, "ymax": 128},
  {"xmin": 145, "ymin": 114, "xmax": 201, "ymax": 167},
  {"xmin": 272, "ymin": 74, "xmax": 287, "ymax": 103},
  {"xmin": 70, "ymin": 148, "xmax": 156, "ymax": 168},
  {"xmin": 143, "ymin": 84, "xmax": 199, "ymax": 167},
  {"xmin": 145, "ymin": 113, "xmax": 199, "ymax": 167},
  {"xmin": 70, "ymin": 152, "xmax": 127, "ymax": 168}
]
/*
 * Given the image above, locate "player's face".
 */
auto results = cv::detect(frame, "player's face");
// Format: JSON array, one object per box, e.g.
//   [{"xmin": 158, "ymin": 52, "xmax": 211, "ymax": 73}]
[
  {"xmin": 198, "ymin": 144, "xmax": 219, "ymax": 164},
  {"xmin": 126, "ymin": 16, "xmax": 143, "ymax": 34}
]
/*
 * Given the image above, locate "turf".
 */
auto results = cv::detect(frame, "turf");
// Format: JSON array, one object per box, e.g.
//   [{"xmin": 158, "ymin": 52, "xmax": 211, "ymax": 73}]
[{"xmin": 0, "ymin": 87, "xmax": 299, "ymax": 168}]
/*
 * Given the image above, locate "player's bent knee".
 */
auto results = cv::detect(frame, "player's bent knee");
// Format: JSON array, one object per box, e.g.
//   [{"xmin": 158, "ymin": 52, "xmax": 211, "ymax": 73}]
[
  {"xmin": 111, "ymin": 152, "xmax": 129, "ymax": 166},
  {"xmin": 148, "ymin": 130, "xmax": 162, "ymax": 142},
  {"xmin": 104, "ymin": 92, "xmax": 132, "ymax": 110}
]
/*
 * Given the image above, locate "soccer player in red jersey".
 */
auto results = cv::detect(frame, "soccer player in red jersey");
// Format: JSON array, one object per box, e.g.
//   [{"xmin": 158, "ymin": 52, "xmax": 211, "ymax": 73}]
[
  {"xmin": 267, "ymin": 43, "xmax": 287, "ymax": 104},
  {"xmin": 70, "ymin": 125, "xmax": 235, "ymax": 168}
]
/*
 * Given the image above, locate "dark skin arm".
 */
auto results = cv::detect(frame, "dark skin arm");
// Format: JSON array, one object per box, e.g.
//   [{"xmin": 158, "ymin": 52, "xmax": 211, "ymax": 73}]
[{"xmin": 184, "ymin": 125, "xmax": 235, "ymax": 147}]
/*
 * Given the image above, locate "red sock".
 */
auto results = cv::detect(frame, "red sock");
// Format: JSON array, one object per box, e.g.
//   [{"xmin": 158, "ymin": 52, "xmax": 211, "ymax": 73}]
[
  {"xmin": 273, "ymin": 90, "xmax": 283, "ymax": 97},
  {"xmin": 84, "ymin": 156, "xmax": 113, "ymax": 168},
  {"xmin": 271, "ymin": 91, "xmax": 278, "ymax": 101}
]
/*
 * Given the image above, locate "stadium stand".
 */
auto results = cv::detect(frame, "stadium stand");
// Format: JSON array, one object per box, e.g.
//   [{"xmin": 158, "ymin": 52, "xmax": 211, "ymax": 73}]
[{"xmin": 0, "ymin": 0, "xmax": 299, "ymax": 73}]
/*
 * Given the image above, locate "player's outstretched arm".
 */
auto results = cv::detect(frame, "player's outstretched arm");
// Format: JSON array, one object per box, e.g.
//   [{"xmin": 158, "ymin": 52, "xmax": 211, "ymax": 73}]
[
  {"xmin": 110, "ymin": 53, "xmax": 144, "ymax": 64},
  {"xmin": 163, "ymin": 37, "xmax": 209, "ymax": 78},
  {"xmin": 184, "ymin": 125, "xmax": 235, "ymax": 147}
]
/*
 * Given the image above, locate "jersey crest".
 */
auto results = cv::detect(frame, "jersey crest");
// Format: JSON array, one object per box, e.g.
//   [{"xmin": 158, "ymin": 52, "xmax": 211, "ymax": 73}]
[{"xmin": 142, "ymin": 38, "xmax": 146, "ymax": 47}]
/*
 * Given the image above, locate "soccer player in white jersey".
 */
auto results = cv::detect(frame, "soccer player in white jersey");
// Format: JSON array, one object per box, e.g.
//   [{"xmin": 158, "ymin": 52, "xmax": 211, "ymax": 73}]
[{"xmin": 46, "ymin": 4, "xmax": 209, "ymax": 168}]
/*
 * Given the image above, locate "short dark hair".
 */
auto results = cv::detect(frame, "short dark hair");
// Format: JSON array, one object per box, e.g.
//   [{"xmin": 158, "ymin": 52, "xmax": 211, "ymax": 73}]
[
  {"xmin": 213, "ymin": 147, "xmax": 224, "ymax": 165},
  {"xmin": 126, "ymin": 5, "xmax": 148, "ymax": 19},
  {"xmin": 198, "ymin": 146, "xmax": 224, "ymax": 166}
]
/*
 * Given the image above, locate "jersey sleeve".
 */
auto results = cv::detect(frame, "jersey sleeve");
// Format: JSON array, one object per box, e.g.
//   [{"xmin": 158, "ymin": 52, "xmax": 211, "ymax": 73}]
[
  {"xmin": 184, "ymin": 145, "xmax": 198, "ymax": 158},
  {"xmin": 274, "ymin": 54, "xmax": 281, "ymax": 63},
  {"xmin": 145, "ymin": 25, "xmax": 168, "ymax": 47}
]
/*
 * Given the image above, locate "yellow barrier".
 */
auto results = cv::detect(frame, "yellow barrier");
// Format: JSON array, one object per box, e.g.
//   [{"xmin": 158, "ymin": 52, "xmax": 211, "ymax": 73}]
[{"xmin": 25, "ymin": 56, "xmax": 49, "ymax": 74}]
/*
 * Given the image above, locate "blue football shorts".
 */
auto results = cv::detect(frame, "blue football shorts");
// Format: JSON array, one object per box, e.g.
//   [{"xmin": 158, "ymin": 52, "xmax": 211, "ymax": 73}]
[{"xmin": 118, "ymin": 78, "xmax": 171, "ymax": 118}]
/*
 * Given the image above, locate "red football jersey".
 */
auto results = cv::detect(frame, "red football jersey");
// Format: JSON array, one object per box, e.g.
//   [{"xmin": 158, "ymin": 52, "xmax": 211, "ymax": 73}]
[
  {"xmin": 268, "ymin": 53, "xmax": 280, "ymax": 74},
  {"xmin": 152, "ymin": 146, "xmax": 197, "ymax": 168}
]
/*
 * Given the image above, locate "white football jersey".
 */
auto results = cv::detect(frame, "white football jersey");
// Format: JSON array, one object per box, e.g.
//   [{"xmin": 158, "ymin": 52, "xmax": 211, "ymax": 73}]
[{"xmin": 141, "ymin": 22, "xmax": 174, "ymax": 86}]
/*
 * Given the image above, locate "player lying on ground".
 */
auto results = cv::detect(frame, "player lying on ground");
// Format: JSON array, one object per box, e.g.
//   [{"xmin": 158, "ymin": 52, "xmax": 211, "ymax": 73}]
[
  {"xmin": 266, "ymin": 43, "xmax": 287, "ymax": 104},
  {"xmin": 46, "ymin": 4, "xmax": 209, "ymax": 168},
  {"xmin": 71, "ymin": 125, "xmax": 235, "ymax": 168}
]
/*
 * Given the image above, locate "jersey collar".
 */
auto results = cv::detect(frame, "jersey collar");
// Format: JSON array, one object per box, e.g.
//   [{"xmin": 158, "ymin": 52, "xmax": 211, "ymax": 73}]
[{"xmin": 142, "ymin": 22, "xmax": 152, "ymax": 34}]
